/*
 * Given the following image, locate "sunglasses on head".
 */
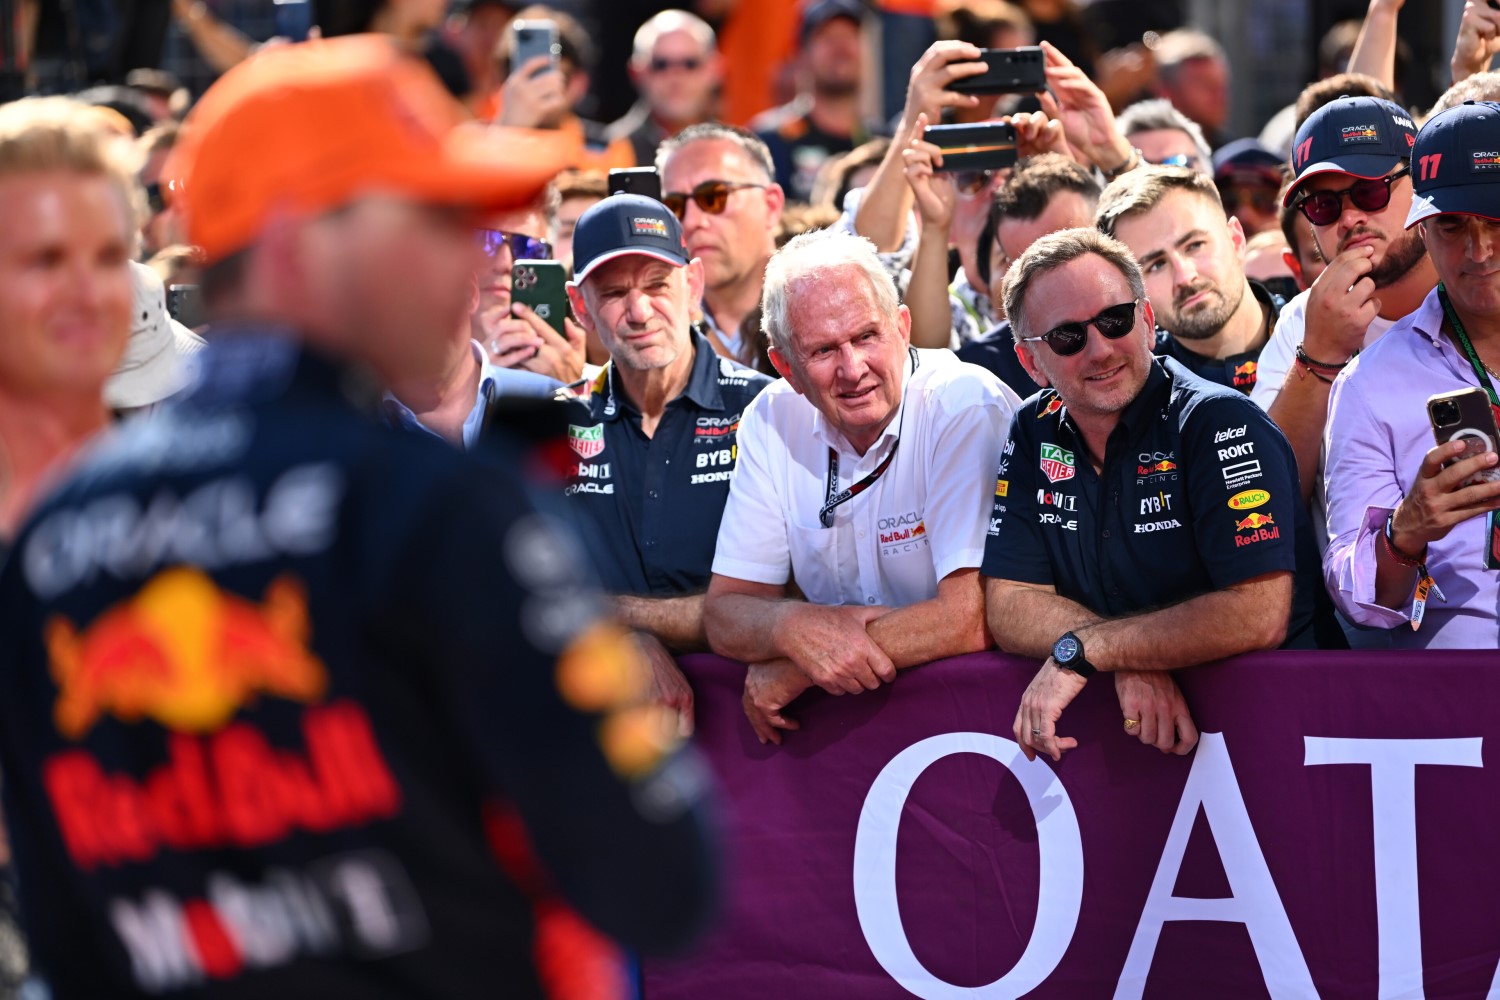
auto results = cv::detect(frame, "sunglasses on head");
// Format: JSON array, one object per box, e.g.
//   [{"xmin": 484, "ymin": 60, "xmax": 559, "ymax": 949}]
[
  {"xmin": 1294, "ymin": 166, "xmax": 1410, "ymax": 227},
  {"xmin": 648, "ymin": 56, "xmax": 703, "ymax": 73},
  {"xmin": 662, "ymin": 179, "xmax": 766, "ymax": 220},
  {"xmin": 476, "ymin": 229, "xmax": 552, "ymax": 261},
  {"xmin": 1023, "ymin": 299, "xmax": 1139, "ymax": 357}
]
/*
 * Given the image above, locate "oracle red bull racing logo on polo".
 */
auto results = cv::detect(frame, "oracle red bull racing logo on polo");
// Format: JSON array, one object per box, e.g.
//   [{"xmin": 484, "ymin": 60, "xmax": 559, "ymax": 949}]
[
  {"xmin": 569, "ymin": 423, "xmax": 605, "ymax": 459},
  {"xmin": 1039, "ymin": 443, "xmax": 1075, "ymax": 483}
]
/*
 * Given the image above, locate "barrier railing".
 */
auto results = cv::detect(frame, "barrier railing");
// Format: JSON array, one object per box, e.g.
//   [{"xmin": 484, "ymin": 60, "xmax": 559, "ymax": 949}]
[{"xmin": 644, "ymin": 650, "xmax": 1500, "ymax": 999}]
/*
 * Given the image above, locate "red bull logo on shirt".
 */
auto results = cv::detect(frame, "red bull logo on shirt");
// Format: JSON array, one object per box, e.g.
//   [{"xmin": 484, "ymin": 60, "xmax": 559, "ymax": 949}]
[
  {"xmin": 47, "ymin": 568, "xmax": 327, "ymax": 740},
  {"xmin": 1234, "ymin": 512, "xmax": 1280, "ymax": 547}
]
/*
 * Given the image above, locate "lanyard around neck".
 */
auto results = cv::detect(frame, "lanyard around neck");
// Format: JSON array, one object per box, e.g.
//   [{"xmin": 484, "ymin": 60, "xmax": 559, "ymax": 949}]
[
  {"xmin": 818, "ymin": 348, "xmax": 919, "ymax": 528},
  {"xmin": 1440, "ymin": 283, "xmax": 1500, "ymax": 409}
]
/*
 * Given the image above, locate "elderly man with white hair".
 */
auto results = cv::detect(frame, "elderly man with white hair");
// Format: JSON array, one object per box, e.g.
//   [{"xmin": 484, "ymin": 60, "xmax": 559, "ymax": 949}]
[{"xmin": 703, "ymin": 228, "xmax": 1019, "ymax": 743}]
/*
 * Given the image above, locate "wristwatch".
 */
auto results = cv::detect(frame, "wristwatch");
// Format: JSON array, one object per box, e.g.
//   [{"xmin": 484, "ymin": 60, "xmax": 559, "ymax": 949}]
[{"xmin": 1052, "ymin": 631, "xmax": 1096, "ymax": 678}]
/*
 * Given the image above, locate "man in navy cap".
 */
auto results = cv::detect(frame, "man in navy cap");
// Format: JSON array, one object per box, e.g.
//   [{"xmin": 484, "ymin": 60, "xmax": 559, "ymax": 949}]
[
  {"xmin": 1324, "ymin": 101, "xmax": 1500, "ymax": 648},
  {"xmin": 563, "ymin": 193, "xmax": 772, "ymax": 735},
  {"xmin": 1212, "ymin": 138, "xmax": 1284, "ymax": 237},
  {"xmin": 1251, "ymin": 96, "xmax": 1437, "ymax": 552},
  {"xmin": 751, "ymin": 0, "xmax": 871, "ymax": 204}
]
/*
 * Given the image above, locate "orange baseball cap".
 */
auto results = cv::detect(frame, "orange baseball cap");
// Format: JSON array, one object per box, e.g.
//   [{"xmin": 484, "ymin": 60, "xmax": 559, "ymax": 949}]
[{"xmin": 164, "ymin": 36, "xmax": 570, "ymax": 263}]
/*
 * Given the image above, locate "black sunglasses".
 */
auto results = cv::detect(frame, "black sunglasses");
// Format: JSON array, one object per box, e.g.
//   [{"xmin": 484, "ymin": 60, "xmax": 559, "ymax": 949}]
[
  {"xmin": 662, "ymin": 180, "xmax": 766, "ymax": 220},
  {"xmin": 1294, "ymin": 166, "xmax": 1410, "ymax": 227},
  {"xmin": 649, "ymin": 56, "xmax": 703, "ymax": 73},
  {"xmin": 1217, "ymin": 182, "xmax": 1278, "ymax": 216},
  {"xmin": 1022, "ymin": 299, "xmax": 1139, "ymax": 357},
  {"xmin": 476, "ymin": 229, "xmax": 552, "ymax": 261}
]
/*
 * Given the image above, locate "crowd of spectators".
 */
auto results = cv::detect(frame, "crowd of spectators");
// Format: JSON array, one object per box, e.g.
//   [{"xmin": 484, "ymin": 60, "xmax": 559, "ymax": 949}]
[{"xmin": 0, "ymin": 0, "xmax": 1498, "ymax": 994}]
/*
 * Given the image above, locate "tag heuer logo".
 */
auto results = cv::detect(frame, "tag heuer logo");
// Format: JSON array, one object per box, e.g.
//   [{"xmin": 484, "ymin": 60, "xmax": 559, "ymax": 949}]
[
  {"xmin": 568, "ymin": 424, "xmax": 605, "ymax": 459},
  {"xmin": 1039, "ymin": 443, "xmax": 1075, "ymax": 483}
]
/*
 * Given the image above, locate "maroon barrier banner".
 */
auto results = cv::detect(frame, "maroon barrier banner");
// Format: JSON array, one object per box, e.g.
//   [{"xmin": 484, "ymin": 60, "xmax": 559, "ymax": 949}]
[{"xmin": 645, "ymin": 651, "xmax": 1500, "ymax": 999}]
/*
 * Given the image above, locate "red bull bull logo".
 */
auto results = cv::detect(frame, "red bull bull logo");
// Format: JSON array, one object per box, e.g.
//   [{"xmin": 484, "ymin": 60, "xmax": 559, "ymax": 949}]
[
  {"xmin": 1235, "ymin": 513, "xmax": 1276, "ymax": 532},
  {"xmin": 1233, "ymin": 361, "xmax": 1258, "ymax": 388},
  {"xmin": 46, "ymin": 568, "xmax": 327, "ymax": 740},
  {"xmin": 1038, "ymin": 397, "xmax": 1062, "ymax": 419}
]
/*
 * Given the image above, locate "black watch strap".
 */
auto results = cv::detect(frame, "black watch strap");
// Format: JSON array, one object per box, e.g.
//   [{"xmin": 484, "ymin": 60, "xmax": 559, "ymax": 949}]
[{"xmin": 1053, "ymin": 631, "xmax": 1096, "ymax": 678}]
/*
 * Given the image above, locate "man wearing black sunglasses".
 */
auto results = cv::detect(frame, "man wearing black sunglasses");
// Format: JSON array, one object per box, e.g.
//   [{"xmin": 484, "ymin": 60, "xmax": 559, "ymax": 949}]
[
  {"xmin": 1251, "ymin": 97, "xmax": 1436, "ymax": 529},
  {"xmin": 608, "ymin": 11, "xmax": 721, "ymax": 169},
  {"xmin": 985, "ymin": 228, "xmax": 1340, "ymax": 765}
]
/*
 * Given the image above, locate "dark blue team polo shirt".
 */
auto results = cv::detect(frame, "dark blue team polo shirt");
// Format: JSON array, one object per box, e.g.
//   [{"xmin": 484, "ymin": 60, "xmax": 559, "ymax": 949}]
[
  {"xmin": 563, "ymin": 333, "xmax": 771, "ymax": 596},
  {"xmin": 1152, "ymin": 280, "xmax": 1285, "ymax": 395},
  {"xmin": 981, "ymin": 357, "xmax": 1336, "ymax": 647}
]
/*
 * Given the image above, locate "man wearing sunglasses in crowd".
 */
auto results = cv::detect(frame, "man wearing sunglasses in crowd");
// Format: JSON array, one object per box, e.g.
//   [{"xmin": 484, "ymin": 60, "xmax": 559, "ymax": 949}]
[
  {"xmin": 1098, "ymin": 166, "xmax": 1286, "ymax": 395},
  {"xmin": 607, "ymin": 10, "xmax": 722, "ymax": 170},
  {"xmin": 984, "ymin": 228, "xmax": 1341, "ymax": 765},
  {"xmin": 472, "ymin": 199, "xmax": 588, "ymax": 385},
  {"xmin": 657, "ymin": 123, "xmax": 785, "ymax": 367},
  {"xmin": 1115, "ymin": 100, "xmax": 1214, "ymax": 177},
  {"xmin": 1323, "ymin": 101, "xmax": 1500, "ymax": 649},
  {"xmin": 1250, "ymin": 97, "xmax": 1435, "ymax": 531},
  {"xmin": 703, "ymin": 229, "xmax": 1018, "ymax": 746}
]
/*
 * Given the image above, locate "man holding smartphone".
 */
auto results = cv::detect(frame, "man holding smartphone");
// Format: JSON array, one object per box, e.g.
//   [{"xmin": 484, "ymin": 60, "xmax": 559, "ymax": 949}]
[{"xmin": 1324, "ymin": 101, "xmax": 1500, "ymax": 648}]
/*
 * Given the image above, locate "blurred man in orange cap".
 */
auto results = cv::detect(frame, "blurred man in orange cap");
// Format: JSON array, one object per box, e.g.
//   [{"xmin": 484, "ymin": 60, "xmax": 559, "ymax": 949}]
[{"xmin": 0, "ymin": 35, "xmax": 717, "ymax": 1000}]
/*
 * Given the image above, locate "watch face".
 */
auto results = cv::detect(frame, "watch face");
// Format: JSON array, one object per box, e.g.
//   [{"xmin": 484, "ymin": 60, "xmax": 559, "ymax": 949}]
[{"xmin": 1055, "ymin": 635, "xmax": 1079, "ymax": 663}]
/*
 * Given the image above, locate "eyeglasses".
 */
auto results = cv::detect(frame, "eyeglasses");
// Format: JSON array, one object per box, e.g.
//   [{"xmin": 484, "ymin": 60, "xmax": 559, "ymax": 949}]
[
  {"xmin": 1022, "ymin": 299, "xmax": 1139, "ymax": 357},
  {"xmin": 476, "ymin": 229, "xmax": 552, "ymax": 261},
  {"xmin": 648, "ymin": 56, "xmax": 703, "ymax": 73},
  {"xmin": 1294, "ymin": 166, "xmax": 1410, "ymax": 227},
  {"xmin": 662, "ymin": 180, "xmax": 766, "ymax": 220}
]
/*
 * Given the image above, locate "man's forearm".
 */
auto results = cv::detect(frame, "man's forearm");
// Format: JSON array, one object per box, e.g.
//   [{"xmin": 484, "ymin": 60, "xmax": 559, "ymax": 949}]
[
  {"xmin": 868, "ymin": 572, "xmax": 988, "ymax": 667},
  {"xmin": 702, "ymin": 592, "xmax": 791, "ymax": 663},
  {"xmin": 985, "ymin": 579, "xmax": 1104, "ymax": 659},
  {"xmin": 613, "ymin": 593, "xmax": 708, "ymax": 651},
  {"xmin": 1079, "ymin": 576, "xmax": 1292, "ymax": 672},
  {"xmin": 1266, "ymin": 372, "xmax": 1333, "ymax": 506}
]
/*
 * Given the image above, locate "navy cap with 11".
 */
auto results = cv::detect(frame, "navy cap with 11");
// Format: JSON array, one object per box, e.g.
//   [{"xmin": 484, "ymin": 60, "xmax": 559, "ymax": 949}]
[
  {"xmin": 1284, "ymin": 95, "xmax": 1417, "ymax": 206},
  {"xmin": 571, "ymin": 193, "xmax": 690, "ymax": 284},
  {"xmin": 1406, "ymin": 101, "xmax": 1500, "ymax": 229}
]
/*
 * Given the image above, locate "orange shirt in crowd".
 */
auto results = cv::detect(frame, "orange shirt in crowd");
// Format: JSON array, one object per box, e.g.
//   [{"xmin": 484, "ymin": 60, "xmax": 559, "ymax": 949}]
[{"xmin": 715, "ymin": 0, "xmax": 800, "ymax": 126}]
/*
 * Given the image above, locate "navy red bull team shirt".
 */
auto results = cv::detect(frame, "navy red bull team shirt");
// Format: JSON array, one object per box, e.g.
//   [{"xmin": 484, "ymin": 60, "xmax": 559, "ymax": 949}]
[
  {"xmin": 982, "ymin": 357, "xmax": 1336, "ymax": 647},
  {"xmin": 562, "ymin": 332, "xmax": 771, "ymax": 596}
]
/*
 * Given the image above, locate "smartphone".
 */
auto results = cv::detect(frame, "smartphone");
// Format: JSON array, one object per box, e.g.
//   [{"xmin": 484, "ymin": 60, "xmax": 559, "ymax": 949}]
[
  {"xmin": 924, "ymin": 122, "xmax": 1018, "ymax": 173},
  {"xmin": 511, "ymin": 259, "xmax": 569, "ymax": 336},
  {"xmin": 947, "ymin": 47, "xmax": 1047, "ymax": 95},
  {"xmin": 1428, "ymin": 387, "xmax": 1500, "ymax": 486},
  {"xmin": 511, "ymin": 19, "xmax": 560, "ymax": 76},
  {"xmin": 609, "ymin": 167, "xmax": 662, "ymax": 202},
  {"xmin": 166, "ymin": 284, "xmax": 203, "ymax": 329}
]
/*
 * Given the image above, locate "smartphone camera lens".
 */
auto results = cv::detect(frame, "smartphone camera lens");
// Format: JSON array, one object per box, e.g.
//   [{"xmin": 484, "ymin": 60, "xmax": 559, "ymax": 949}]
[{"xmin": 1433, "ymin": 400, "xmax": 1461, "ymax": 427}]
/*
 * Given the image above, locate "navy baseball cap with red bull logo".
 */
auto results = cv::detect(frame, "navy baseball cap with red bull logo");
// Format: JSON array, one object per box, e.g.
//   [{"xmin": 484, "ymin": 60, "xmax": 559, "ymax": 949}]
[
  {"xmin": 1283, "ymin": 95, "xmax": 1418, "ymax": 206},
  {"xmin": 570, "ymin": 193, "xmax": 690, "ymax": 283},
  {"xmin": 1405, "ymin": 101, "xmax": 1500, "ymax": 228}
]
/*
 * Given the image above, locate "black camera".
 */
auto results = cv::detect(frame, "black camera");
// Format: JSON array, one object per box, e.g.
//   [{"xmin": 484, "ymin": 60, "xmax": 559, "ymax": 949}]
[{"xmin": 1431, "ymin": 399, "xmax": 1461, "ymax": 427}]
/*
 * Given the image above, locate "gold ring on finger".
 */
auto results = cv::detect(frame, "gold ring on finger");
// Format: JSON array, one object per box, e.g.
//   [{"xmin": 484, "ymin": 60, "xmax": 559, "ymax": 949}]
[{"xmin": 1124, "ymin": 718, "xmax": 1140, "ymax": 730}]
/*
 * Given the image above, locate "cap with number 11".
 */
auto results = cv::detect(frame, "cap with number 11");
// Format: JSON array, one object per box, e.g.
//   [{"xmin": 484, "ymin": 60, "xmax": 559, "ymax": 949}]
[{"xmin": 1405, "ymin": 101, "xmax": 1500, "ymax": 228}]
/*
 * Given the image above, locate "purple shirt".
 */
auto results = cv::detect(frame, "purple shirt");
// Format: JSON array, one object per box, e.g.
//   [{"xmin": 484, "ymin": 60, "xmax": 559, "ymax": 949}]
[{"xmin": 1323, "ymin": 286, "xmax": 1500, "ymax": 648}]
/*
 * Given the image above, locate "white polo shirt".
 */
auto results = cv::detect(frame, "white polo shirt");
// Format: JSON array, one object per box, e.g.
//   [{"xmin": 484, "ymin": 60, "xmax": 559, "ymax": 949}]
[{"xmin": 712, "ymin": 348, "xmax": 1019, "ymax": 608}]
